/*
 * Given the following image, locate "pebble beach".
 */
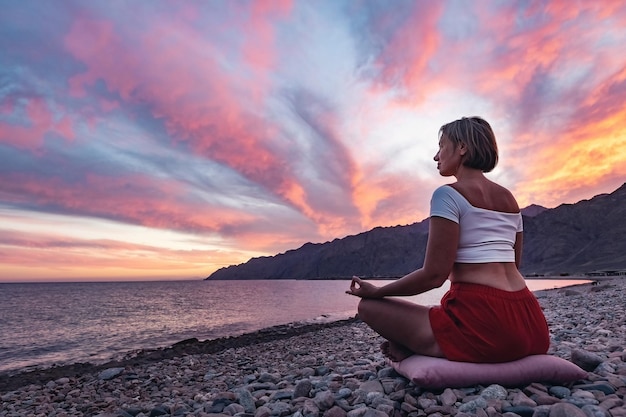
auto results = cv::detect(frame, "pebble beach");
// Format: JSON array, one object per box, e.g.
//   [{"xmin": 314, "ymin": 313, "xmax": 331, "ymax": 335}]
[{"xmin": 1, "ymin": 278, "xmax": 624, "ymax": 417}]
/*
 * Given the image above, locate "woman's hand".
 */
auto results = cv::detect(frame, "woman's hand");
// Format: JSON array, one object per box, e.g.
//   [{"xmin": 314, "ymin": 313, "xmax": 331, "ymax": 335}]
[{"xmin": 346, "ymin": 276, "xmax": 381, "ymax": 299}]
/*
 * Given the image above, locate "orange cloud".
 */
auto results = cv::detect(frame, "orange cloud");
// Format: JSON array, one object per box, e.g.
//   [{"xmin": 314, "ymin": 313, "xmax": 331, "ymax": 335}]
[{"xmin": 508, "ymin": 64, "xmax": 626, "ymax": 207}]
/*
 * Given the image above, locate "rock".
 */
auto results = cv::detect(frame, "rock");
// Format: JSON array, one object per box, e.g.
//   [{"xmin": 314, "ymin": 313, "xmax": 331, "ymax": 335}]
[
  {"xmin": 346, "ymin": 408, "xmax": 368, "ymax": 417},
  {"xmin": 548, "ymin": 386, "xmax": 571, "ymax": 399},
  {"xmin": 369, "ymin": 396, "xmax": 393, "ymax": 410},
  {"xmin": 564, "ymin": 396, "xmax": 600, "ymax": 407},
  {"xmin": 608, "ymin": 407, "xmax": 626, "ymax": 417},
  {"xmin": 224, "ymin": 403, "xmax": 245, "ymax": 415},
  {"xmin": 510, "ymin": 391, "xmax": 537, "ymax": 407},
  {"xmin": 294, "ymin": 380, "xmax": 313, "ymax": 398},
  {"xmin": 301, "ymin": 400, "xmax": 319, "ymax": 417},
  {"xmin": 377, "ymin": 367, "xmax": 396, "ymax": 378},
  {"xmin": 269, "ymin": 401, "xmax": 292, "ymax": 417},
  {"xmin": 258, "ymin": 372, "xmax": 280, "ymax": 383},
  {"xmin": 533, "ymin": 394, "xmax": 562, "ymax": 406},
  {"xmin": 531, "ymin": 405, "xmax": 551, "ymax": 417},
  {"xmin": 254, "ymin": 405, "xmax": 271, "ymax": 416},
  {"xmin": 599, "ymin": 396, "xmax": 623, "ymax": 410},
  {"xmin": 481, "ymin": 384, "xmax": 508, "ymax": 400},
  {"xmin": 502, "ymin": 405, "xmax": 535, "ymax": 417},
  {"xmin": 334, "ymin": 398, "xmax": 352, "ymax": 412},
  {"xmin": 314, "ymin": 391, "xmax": 335, "ymax": 411},
  {"xmin": 335, "ymin": 388, "xmax": 352, "ymax": 400},
  {"xmin": 270, "ymin": 390, "xmax": 294, "ymax": 401},
  {"xmin": 458, "ymin": 396, "xmax": 488, "ymax": 413},
  {"xmin": 572, "ymin": 349, "xmax": 604, "ymax": 372},
  {"xmin": 359, "ymin": 380, "xmax": 384, "ymax": 393},
  {"xmin": 98, "ymin": 367, "xmax": 124, "ymax": 380},
  {"xmin": 149, "ymin": 406, "xmax": 169, "ymax": 416},
  {"xmin": 379, "ymin": 378, "xmax": 396, "ymax": 394},
  {"xmin": 365, "ymin": 392, "xmax": 383, "ymax": 406},
  {"xmin": 361, "ymin": 409, "xmax": 388, "ymax": 417},
  {"xmin": 549, "ymin": 402, "xmax": 588, "ymax": 417},
  {"xmin": 439, "ymin": 388, "xmax": 457, "ymax": 406},
  {"xmin": 237, "ymin": 388, "xmax": 257, "ymax": 413},
  {"xmin": 316, "ymin": 366, "xmax": 331, "ymax": 376},
  {"xmin": 580, "ymin": 404, "xmax": 610, "ymax": 417},
  {"xmin": 323, "ymin": 405, "xmax": 347, "ymax": 417},
  {"xmin": 400, "ymin": 402, "xmax": 417, "ymax": 413}
]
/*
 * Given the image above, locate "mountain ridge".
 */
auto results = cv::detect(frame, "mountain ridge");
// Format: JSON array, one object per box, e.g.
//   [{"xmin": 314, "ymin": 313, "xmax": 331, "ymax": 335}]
[{"xmin": 207, "ymin": 183, "xmax": 626, "ymax": 280}]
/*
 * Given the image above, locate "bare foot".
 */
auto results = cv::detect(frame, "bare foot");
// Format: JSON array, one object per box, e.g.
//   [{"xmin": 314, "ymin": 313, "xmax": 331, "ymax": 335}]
[{"xmin": 380, "ymin": 340, "xmax": 414, "ymax": 362}]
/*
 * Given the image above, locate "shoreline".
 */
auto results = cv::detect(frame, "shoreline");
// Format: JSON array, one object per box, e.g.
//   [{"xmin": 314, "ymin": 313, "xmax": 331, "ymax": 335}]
[
  {"xmin": 0, "ymin": 317, "xmax": 361, "ymax": 393},
  {"xmin": 2, "ymin": 278, "xmax": 624, "ymax": 417}
]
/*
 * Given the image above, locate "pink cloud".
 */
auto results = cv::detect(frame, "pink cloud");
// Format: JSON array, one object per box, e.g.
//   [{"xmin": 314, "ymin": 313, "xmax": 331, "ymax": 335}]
[
  {"xmin": 1, "ymin": 171, "xmax": 250, "ymax": 233},
  {"xmin": 0, "ymin": 168, "xmax": 328, "ymax": 254},
  {"xmin": 365, "ymin": 3, "xmax": 446, "ymax": 102},
  {"xmin": 61, "ymin": 6, "xmax": 368, "ymax": 241},
  {"xmin": 243, "ymin": 0, "xmax": 292, "ymax": 72},
  {"xmin": 0, "ymin": 97, "xmax": 75, "ymax": 151}
]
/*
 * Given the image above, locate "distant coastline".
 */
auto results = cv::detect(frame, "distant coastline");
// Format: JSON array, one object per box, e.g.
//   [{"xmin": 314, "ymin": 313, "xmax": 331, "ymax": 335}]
[
  {"xmin": 205, "ymin": 273, "xmax": 620, "ymax": 281},
  {"xmin": 206, "ymin": 183, "xmax": 626, "ymax": 281}
]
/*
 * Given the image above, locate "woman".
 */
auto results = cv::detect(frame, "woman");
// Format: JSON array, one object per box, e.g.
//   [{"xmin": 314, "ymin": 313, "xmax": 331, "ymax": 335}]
[{"xmin": 346, "ymin": 116, "xmax": 549, "ymax": 363}]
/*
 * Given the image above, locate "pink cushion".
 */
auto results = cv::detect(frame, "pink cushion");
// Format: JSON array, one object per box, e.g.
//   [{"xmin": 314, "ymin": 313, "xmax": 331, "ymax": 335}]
[{"xmin": 390, "ymin": 354, "xmax": 587, "ymax": 389}]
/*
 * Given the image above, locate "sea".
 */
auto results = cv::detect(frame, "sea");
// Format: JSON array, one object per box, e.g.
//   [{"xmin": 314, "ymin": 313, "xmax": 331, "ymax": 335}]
[{"xmin": 0, "ymin": 278, "xmax": 588, "ymax": 375}]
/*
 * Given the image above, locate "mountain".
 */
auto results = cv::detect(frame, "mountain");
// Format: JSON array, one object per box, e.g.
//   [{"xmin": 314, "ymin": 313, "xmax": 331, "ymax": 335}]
[
  {"xmin": 207, "ymin": 183, "xmax": 626, "ymax": 280},
  {"xmin": 521, "ymin": 184, "xmax": 626, "ymax": 274},
  {"xmin": 521, "ymin": 204, "xmax": 548, "ymax": 217}
]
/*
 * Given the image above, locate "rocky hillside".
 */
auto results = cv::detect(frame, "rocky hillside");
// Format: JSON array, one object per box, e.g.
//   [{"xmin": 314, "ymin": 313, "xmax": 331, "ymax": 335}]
[{"xmin": 207, "ymin": 183, "xmax": 626, "ymax": 279}]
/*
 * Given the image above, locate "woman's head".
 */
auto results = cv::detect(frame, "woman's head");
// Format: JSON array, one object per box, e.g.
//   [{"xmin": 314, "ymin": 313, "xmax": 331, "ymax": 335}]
[{"xmin": 438, "ymin": 116, "xmax": 498, "ymax": 173}]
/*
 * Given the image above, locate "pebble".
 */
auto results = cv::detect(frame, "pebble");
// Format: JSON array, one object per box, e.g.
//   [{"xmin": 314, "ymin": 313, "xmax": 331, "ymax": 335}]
[{"xmin": 1, "ymin": 278, "xmax": 625, "ymax": 417}]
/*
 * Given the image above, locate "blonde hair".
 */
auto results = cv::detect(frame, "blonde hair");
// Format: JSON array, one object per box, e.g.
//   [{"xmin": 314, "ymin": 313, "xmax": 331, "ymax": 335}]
[{"xmin": 439, "ymin": 116, "xmax": 498, "ymax": 172}]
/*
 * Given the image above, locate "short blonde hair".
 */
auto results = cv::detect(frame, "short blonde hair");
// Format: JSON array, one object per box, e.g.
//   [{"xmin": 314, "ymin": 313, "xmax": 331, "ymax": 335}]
[{"xmin": 439, "ymin": 116, "xmax": 498, "ymax": 172}]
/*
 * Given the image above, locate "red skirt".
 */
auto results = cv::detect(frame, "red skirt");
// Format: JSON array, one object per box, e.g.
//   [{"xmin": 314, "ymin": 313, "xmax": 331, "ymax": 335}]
[{"xmin": 429, "ymin": 282, "xmax": 550, "ymax": 363}]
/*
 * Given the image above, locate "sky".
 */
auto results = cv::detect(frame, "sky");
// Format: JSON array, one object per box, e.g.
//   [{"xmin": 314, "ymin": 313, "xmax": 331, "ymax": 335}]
[{"xmin": 1, "ymin": 1, "xmax": 625, "ymax": 282}]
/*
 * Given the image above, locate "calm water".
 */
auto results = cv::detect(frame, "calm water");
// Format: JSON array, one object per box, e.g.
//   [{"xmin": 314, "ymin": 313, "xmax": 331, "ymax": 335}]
[{"xmin": 0, "ymin": 279, "xmax": 587, "ymax": 374}]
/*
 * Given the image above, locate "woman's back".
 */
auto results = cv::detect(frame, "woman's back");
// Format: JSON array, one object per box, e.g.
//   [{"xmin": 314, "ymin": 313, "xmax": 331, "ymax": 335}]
[{"xmin": 445, "ymin": 179, "xmax": 526, "ymax": 291}]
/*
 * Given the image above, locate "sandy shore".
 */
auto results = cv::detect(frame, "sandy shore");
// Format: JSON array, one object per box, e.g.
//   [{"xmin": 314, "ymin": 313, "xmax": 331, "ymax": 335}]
[{"xmin": 1, "ymin": 278, "xmax": 624, "ymax": 417}]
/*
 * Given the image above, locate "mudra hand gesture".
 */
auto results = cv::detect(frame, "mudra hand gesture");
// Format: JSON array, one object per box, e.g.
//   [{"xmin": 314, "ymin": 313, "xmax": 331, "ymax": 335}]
[{"xmin": 346, "ymin": 276, "xmax": 380, "ymax": 299}]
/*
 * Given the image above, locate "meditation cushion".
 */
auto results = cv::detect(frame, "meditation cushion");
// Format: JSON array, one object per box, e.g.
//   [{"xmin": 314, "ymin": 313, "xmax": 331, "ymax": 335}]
[{"xmin": 390, "ymin": 354, "xmax": 587, "ymax": 389}]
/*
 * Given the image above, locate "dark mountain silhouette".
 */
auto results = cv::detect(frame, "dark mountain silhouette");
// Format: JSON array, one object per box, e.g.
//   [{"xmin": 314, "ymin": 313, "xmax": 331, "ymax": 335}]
[
  {"xmin": 521, "ymin": 204, "xmax": 548, "ymax": 217},
  {"xmin": 207, "ymin": 183, "xmax": 626, "ymax": 280}
]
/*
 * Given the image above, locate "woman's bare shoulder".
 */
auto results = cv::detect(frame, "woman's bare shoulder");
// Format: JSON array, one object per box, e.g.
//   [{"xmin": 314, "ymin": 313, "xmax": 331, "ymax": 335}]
[
  {"xmin": 451, "ymin": 180, "xmax": 519, "ymax": 212},
  {"xmin": 489, "ymin": 182, "xmax": 520, "ymax": 212}
]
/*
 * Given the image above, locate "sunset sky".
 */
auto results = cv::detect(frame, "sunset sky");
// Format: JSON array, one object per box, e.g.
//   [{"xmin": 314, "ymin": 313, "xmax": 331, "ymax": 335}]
[{"xmin": 1, "ymin": 1, "xmax": 625, "ymax": 282}]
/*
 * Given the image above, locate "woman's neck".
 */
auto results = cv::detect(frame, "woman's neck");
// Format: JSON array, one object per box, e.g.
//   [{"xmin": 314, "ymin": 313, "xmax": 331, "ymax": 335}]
[{"xmin": 453, "ymin": 166, "xmax": 486, "ymax": 183}]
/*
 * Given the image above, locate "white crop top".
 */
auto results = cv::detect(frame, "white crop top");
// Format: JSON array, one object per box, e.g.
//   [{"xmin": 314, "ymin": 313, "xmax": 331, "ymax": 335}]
[{"xmin": 429, "ymin": 185, "xmax": 523, "ymax": 263}]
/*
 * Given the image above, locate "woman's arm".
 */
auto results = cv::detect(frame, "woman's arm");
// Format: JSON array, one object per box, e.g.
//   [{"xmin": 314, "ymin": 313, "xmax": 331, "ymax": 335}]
[{"xmin": 347, "ymin": 216, "xmax": 459, "ymax": 298}]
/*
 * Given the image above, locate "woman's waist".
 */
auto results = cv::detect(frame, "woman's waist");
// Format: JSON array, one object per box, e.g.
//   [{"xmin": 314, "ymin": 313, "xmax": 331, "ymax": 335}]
[{"xmin": 450, "ymin": 262, "xmax": 526, "ymax": 291}]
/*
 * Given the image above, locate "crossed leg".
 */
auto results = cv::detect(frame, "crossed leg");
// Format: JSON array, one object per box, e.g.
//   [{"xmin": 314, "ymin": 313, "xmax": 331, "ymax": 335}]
[{"xmin": 357, "ymin": 297, "xmax": 445, "ymax": 362}]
